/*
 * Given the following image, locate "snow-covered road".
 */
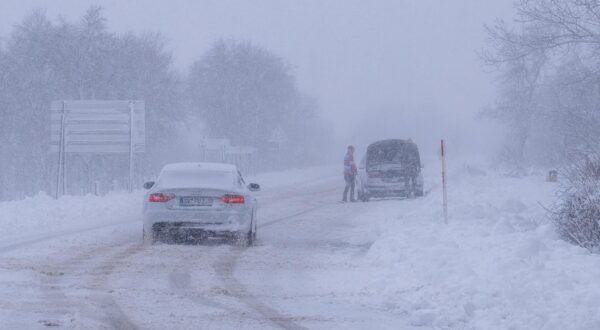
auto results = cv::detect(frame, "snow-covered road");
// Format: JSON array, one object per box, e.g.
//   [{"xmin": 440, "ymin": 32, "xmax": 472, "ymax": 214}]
[
  {"xmin": 0, "ymin": 167, "xmax": 409, "ymax": 329},
  {"xmin": 2, "ymin": 164, "xmax": 600, "ymax": 329}
]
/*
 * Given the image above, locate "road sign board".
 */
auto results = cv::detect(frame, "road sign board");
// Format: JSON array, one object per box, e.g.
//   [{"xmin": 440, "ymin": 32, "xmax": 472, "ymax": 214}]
[{"xmin": 50, "ymin": 100, "xmax": 145, "ymax": 153}]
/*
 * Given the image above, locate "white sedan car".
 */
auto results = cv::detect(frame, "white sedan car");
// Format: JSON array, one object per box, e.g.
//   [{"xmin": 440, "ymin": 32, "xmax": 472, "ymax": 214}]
[{"xmin": 142, "ymin": 162, "xmax": 260, "ymax": 245}]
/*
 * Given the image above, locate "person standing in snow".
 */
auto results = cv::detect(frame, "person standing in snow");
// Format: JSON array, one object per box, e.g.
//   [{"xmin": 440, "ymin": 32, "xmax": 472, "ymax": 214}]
[{"xmin": 343, "ymin": 145, "xmax": 358, "ymax": 202}]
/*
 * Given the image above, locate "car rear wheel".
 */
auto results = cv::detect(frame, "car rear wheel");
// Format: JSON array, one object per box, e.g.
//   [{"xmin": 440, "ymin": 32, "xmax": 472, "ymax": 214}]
[
  {"xmin": 235, "ymin": 220, "xmax": 255, "ymax": 247},
  {"xmin": 234, "ymin": 229, "xmax": 253, "ymax": 247}
]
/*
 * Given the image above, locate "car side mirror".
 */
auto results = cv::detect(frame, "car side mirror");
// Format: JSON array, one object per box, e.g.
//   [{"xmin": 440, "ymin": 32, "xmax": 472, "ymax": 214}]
[
  {"xmin": 248, "ymin": 183, "xmax": 261, "ymax": 192},
  {"xmin": 143, "ymin": 181, "xmax": 155, "ymax": 190}
]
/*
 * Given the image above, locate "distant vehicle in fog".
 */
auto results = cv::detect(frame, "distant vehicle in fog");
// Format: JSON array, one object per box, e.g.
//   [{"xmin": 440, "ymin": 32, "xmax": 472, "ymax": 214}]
[
  {"xmin": 357, "ymin": 139, "xmax": 424, "ymax": 201},
  {"xmin": 142, "ymin": 162, "xmax": 260, "ymax": 245}
]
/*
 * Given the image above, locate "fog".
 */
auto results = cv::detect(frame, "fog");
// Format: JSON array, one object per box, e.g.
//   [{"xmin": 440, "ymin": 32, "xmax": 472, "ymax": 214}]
[
  {"xmin": 0, "ymin": 0, "xmax": 512, "ymax": 158},
  {"xmin": 6, "ymin": 2, "xmax": 600, "ymax": 328},
  {"xmin": 0, "ymin": 1, "xmax": 518, "ymax": 200}
]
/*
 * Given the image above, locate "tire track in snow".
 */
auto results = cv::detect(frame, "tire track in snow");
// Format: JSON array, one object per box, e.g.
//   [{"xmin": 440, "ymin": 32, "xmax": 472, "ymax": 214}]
[
  {"xmin": 85, "ymin": 243, "xmax": 144, "ymax": 330},
  {"xmin": 210, "ymin": 200, "xmax": 334, "ymax": 330},
  {"xmin": 167, "ymin": 265, "xmax": 256, "ymax": 321},
  {"xmin": 36, "ymin": 243, "xmax": 124, "ymax": 327},
  {"xmin": 212, "ymin": 182, "xmax": 383, "ymax": 329},
  {"xmin": 163, "ymin": 201, "xmax": 329, "ymax": 328},
  {"xmin": 36, "ymin": 240, "xmax": 143, "ymax": 329},
  {"xmin": 165, "ymin": 184, "xmax": 334, "ymax": 329},
  {"xmin": 213, "ymin": 250, "xmax": 308, "ymax": 330}
]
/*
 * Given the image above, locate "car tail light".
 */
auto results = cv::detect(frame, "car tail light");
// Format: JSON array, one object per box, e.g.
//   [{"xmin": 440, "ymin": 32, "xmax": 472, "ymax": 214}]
[
  {"xmin": 148, "ymin": 193, "xmax": 175, "ymax": 202},
  {"xmin": 220, "ymin": 194, "xmax": 245, "ymax": 204}
]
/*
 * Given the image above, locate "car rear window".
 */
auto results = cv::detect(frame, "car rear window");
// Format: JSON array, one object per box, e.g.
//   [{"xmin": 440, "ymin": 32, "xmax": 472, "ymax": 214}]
[{"xmin": 157, "ymin": 170, "xmax": 236, "ymax": 189}]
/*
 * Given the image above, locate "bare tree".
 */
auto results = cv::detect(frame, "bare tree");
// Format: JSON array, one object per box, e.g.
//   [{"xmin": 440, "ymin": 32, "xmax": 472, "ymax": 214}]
[{"xmin": 484, "ymin": 0, "xmax": 600, "ymax": 166}]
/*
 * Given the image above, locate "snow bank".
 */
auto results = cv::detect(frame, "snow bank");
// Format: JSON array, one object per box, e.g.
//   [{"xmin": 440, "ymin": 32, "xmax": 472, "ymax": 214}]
[
  {"xmin": 0, "ymin": 166, "xmax": 336, "ymax": 245},
  {"xmin": 362, "ymin": 161, "xmax": 600, "ymax": 329},
  {"xmin": 0, "ymin": 191, "xmax": 142, "ymax": 245}
]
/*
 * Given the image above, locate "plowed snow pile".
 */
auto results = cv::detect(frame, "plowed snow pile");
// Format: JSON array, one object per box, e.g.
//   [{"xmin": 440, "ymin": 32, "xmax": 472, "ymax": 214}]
[
  {"xmin": 361, "ymin": 163, "xmax": 600, "ymax": 329},
  {"xmin": 0, "ymin": 192, "xmax": 142, "ymax": 244}
]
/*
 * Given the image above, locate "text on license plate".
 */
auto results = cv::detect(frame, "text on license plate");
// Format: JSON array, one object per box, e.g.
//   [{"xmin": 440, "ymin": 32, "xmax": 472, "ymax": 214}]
[{"xmin": 180, "ymin": 196, "xmax": 213, "ymax": 206}]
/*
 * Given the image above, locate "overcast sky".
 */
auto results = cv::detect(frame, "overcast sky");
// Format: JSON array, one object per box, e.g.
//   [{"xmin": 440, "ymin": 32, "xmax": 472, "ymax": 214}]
[{"xmin": 0, "ymin": 0, "xmax": 515, "ymax": 157}]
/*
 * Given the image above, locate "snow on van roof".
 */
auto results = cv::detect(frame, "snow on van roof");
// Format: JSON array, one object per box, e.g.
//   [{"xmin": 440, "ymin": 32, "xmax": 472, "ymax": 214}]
[{"xmin": 161, "ymin": 162, "xmax": 237, "ymax": 172}]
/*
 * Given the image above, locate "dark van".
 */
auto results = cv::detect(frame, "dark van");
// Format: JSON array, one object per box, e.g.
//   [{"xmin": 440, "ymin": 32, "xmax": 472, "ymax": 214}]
[{"xmin": 357, "ymin": 139, "xmax": 423, "ymax": 201}]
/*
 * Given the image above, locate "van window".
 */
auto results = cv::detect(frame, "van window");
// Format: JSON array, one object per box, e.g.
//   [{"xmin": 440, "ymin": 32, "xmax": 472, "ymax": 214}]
[
  {"xmin": 366, "ymin": 141, "xmax": 420, "ymax": 168},
  {"xmin": 369, "ymin": 147, "xmax": 413, "ymax": 163}
]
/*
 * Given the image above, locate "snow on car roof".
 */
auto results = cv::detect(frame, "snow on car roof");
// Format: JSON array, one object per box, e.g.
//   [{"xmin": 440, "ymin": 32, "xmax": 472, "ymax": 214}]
[{"xmin": 161, "ymin": 162, "xmax": 237, "ymax": 172}]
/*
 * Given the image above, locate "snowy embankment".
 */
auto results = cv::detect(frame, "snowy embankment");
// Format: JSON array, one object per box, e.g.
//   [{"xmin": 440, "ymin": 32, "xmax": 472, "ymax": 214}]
[
  {"xmin": 361, "ymin": 162, "xmax": 600, "ymax": 329},
  {"xmin": 0, "ymin": 191, "xmax": 143, "ymax": 247},
  {"xmin": 0, "ymin": 166, "xmax": 335, "ymax": 246}
]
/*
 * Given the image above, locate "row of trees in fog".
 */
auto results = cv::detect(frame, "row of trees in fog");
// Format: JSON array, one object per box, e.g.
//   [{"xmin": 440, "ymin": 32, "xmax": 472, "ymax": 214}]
[
  {"xmin": 484, "ymin": 0, "xmax": 600, "ymax": 167},
  {"xmin": 485, "ymin": 0, "xmax": 600, "ymax": 251},
  {"xmin": 187, "ymin": 40, "xmax": 331, "ymax": 168},
  {"xmin": 0, "ymin": 7, "xmax": 332, "ymax": 200}
]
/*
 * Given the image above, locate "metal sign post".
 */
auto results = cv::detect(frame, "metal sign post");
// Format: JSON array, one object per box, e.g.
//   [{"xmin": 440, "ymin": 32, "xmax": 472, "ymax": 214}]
[
  {"xmin": 128, "ymin": 102, "xmax": 134, "ymax": 192},
  {"xmin": 441, "ymin": 139, "xmax": 448, "ymax": 224},
  {"xmin": 55, "ymin": 101, "xmax": 67, "ymax": 199}
]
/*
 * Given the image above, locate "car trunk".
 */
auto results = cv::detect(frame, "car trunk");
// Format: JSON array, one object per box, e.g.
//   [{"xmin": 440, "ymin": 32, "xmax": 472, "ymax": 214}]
[{"xmin": 158, "ymin": 188, "xmax": 243, "ymax": 211}]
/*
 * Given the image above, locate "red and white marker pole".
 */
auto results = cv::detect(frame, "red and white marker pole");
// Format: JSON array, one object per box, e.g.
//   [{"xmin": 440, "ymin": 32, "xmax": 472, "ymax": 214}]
[{"xmin": 441, "ymin": 139, "xmax": 448, "ymax": 224}]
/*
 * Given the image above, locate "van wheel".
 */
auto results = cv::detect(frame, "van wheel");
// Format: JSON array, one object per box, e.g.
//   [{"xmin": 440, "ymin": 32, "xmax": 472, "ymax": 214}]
[
  {"xmin": 361, "ymin": 192, "xmax": 370, "ymax": 202},
  {"xmin": 408, "ymin": 178, "xmax": 417, "ymax": 199},
  {"xmin": 143, "ymin": 227, "xmax": 155, "ymax": 245}
]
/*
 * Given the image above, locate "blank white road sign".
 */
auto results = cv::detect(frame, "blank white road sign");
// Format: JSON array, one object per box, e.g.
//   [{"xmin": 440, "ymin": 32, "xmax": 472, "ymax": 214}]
[{"xmin": 50, "ymin": 100, "xmax": 145, "ymax": 153}]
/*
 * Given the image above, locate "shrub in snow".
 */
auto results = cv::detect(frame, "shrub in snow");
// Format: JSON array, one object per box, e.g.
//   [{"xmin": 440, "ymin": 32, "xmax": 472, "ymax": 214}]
[{"xmin": 552, "ymin": 157, "xmax": 600, "ymax": 252}]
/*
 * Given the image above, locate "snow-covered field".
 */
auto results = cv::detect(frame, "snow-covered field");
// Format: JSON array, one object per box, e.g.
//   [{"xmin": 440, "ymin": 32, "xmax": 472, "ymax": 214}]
[{"xmin": 1, "ymin": 161, "xmax": 599, "ymax": 329}]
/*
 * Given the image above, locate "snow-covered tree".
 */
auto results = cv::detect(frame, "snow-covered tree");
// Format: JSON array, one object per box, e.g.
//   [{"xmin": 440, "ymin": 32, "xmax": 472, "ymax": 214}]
[
  {"xmin": 0, "ymin": 7, "xmax": 181, "ymax": 199},
  {"xmin": 188, "ymin": 39, "xmax": 297, "ymax": 149},
  {"xmin": 187, "ymin": 39, "xmax": 331, "ymax": 170},
  {"xmin": 484, "ymin": 0, "xmax": 600, "ymax": 166}
]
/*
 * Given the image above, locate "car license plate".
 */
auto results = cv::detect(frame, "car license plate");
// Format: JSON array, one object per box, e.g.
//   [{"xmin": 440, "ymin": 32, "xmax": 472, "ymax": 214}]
[{"xmin": 180, "ymin": 196, "xmax": 213, "ymax": 207}]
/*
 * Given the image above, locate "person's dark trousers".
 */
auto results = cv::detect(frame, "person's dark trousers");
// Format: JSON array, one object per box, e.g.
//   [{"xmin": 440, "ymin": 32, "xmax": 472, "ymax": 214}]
[{"xmin": 343, "ymin": 173, "xmax": 356, "ymax": 202}]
